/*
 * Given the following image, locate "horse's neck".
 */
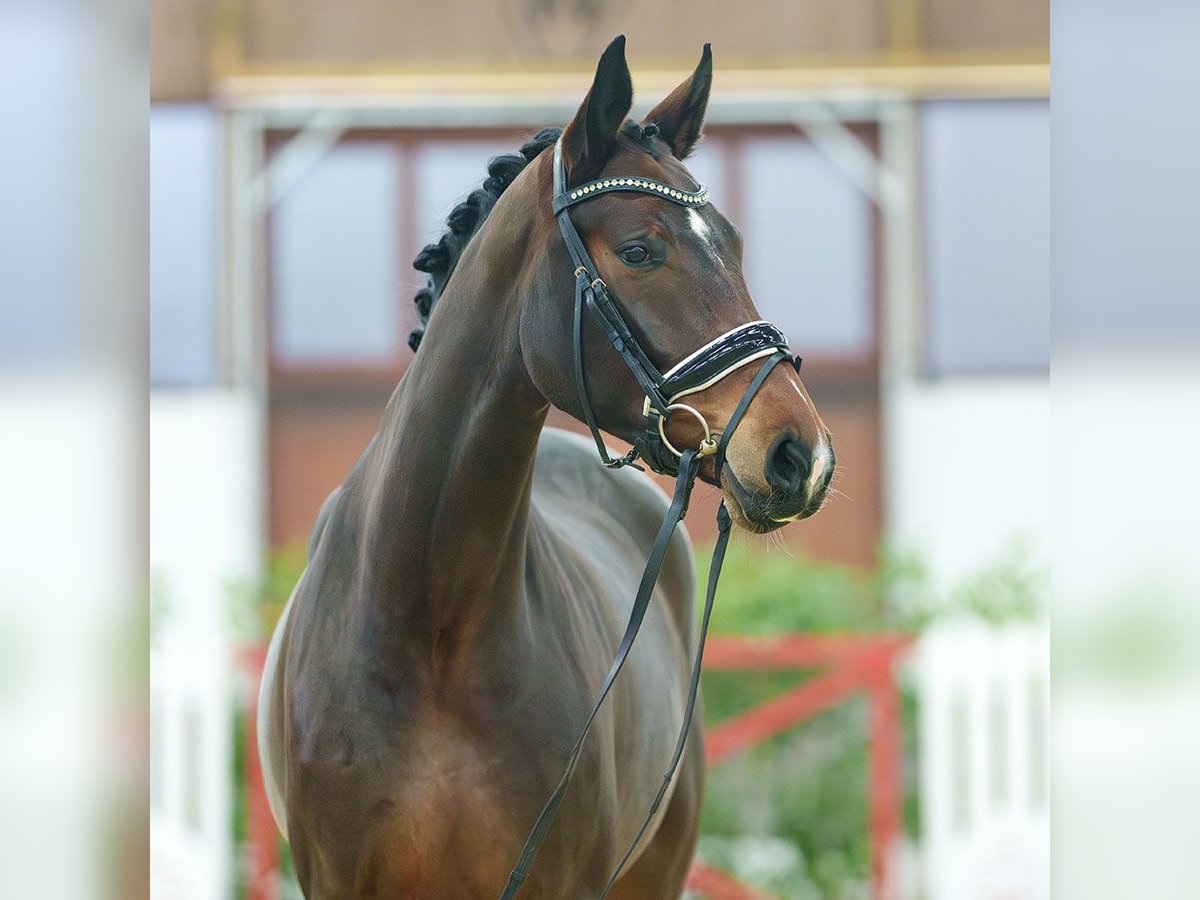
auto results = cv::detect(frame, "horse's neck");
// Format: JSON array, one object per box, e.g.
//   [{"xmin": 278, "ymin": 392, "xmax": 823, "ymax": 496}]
[{"xmin": 358, "ymin": 203, "xmax": 549, "ymax": 642}]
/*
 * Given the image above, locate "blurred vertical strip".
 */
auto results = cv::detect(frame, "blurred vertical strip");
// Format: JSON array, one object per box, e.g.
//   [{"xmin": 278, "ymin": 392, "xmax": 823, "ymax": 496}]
[
  {"xmin": 0, "ymin": 0, "xmax": 145, "ymax": 898},
  {"xmin": 1055, "ymin": 1, "xmax": 1200, "ymax": 898}
]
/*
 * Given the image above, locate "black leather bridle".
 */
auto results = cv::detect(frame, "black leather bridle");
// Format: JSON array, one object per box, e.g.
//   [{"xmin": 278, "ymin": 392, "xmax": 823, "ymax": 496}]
[
  {"xmin": 500, "ymin": 139, "xmax": 801, "ymax": 898},
  {"xmin": 550, "ymin": 139, "xmax": 797, "ymax": 478}
]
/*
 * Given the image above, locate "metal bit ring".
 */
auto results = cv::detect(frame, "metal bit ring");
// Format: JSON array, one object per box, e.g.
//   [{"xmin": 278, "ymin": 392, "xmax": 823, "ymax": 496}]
[{"xmin": 658, "ymin": 403, "xmax": 716, "ymax": 459}]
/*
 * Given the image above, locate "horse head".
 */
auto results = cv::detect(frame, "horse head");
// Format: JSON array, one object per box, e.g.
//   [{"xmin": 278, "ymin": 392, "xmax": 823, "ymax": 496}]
[{"xmin": 516, "ymin": 36, "xmax": 835, "ymax": 532}]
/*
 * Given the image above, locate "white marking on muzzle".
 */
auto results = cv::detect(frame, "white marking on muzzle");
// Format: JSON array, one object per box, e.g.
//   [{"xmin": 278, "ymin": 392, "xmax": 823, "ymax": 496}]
[
  {"xmin": 785, "ymin": 374, "xmax": 831, "ymax": 496},
  {"xmin": 807, "ymin": 443, "xmax": 829, "ymax": 495},
  {"xmin": 770, "ymin": 441, "xmax": 831, "ymax": 524}
]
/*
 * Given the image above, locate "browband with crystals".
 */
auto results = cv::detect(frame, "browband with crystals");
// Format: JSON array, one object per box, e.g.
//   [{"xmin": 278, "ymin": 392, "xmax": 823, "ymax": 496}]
[{"xmin": 552, "ymin": 175, "xmax": 710, "ymax": 214}]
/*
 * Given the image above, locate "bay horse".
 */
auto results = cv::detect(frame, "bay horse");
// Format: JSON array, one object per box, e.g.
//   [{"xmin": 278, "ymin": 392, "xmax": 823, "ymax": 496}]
[{"xmin": 258, "ymin": 36, "xmax": 834, "ymax": 899}]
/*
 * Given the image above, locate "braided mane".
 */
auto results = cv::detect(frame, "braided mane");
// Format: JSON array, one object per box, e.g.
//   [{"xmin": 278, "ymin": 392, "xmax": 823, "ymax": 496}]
[{"xmin": 408, "ymin": 127, "xmax": 562, "ymax": 352}]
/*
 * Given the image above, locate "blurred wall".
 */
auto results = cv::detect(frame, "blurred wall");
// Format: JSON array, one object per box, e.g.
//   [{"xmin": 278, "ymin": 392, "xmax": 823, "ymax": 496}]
[
  {"xmin": 886, "ymin": 97, "xmax": 1050, "ymax": 589},
  {"xmin": 150, "ymin": 0, "xmax": 212, "ymax": 101},
  {"xmin": 149, "ymin": 391, "xmax": 261, "ymax": 900},
  {"xmin": 151, "ymin": 0, "xmax": 1049, "ymax": 101}
]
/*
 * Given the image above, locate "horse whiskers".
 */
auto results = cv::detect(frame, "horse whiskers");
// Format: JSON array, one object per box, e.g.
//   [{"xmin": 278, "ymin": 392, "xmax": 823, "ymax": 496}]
[{"xmin": 768, "ymin": 528, "xmax": 795, "ymax": 557}]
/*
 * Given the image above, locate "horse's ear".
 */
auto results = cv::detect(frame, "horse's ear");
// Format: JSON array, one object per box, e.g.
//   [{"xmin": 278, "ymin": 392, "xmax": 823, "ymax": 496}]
[
  {"xmin": 561, "ymin": 35, "xmax": 633, "ymax": 184},
  {"xmin": 643, "ymin": 44, "xmax": 712, "ymax": 159}
]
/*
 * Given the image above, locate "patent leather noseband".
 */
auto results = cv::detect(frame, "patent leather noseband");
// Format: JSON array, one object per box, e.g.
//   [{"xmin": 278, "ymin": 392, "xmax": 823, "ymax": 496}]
[{"xmin": 500, "ymin": 140, "xmax": 800, "ymax": 898}]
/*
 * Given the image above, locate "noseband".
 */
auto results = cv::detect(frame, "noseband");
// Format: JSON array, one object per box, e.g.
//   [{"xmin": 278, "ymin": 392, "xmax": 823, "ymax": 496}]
[{"xmin": 501, "ymin": 140, "xmax": 800, "ymax": 898}]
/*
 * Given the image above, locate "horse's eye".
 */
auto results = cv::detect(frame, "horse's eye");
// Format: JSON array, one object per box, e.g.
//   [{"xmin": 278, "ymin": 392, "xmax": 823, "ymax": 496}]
[{"xmin": 619, "ymin": 245, "xmax": 650, "ymax": 266}]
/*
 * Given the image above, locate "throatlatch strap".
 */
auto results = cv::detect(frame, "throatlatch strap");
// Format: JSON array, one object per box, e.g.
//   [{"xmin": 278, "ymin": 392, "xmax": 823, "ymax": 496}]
[
  {"xmin": 572, "ymin": 274, "xmax": 641, "ymax": 469},
  {"xmin": 500, "ymin": 450, "xmax": 702, "ymax": 900},
  {"xmin": 557, "ymin": 212, "xmax": 669, "ymax": 414}
]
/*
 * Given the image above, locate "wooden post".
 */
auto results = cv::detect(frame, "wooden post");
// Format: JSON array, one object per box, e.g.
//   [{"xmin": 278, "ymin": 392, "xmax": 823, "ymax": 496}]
[
  {"xmin": 867, "ymin": 648, "xmax": 904, "ymax": 900},
  {"xmin": 240, "ymin": 646, "xmax": 280, "ymax": 900},
  {"xmin": 694, "ymin": 636, "xmax": 912, "ymax": 899},
  {"xmin": 686, "ymin": 859, "xmax": 777, "ymax": 900}
]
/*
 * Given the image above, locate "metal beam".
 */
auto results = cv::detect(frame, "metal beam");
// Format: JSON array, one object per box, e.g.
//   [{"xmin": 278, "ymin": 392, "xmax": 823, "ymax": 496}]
[
  {"xmin": 214, "ymin": 59, "xmax": 1050, "ymax": 117},
  {"xmin": 794, "ymin": 102, "xmax": 904, "ymax": 208},
  {"xmin": 248, "ymin": 108, "xmax": 351, "ymax": 209}
]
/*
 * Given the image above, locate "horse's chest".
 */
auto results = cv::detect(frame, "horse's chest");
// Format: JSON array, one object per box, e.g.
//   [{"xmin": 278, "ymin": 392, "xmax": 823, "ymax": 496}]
[
  {"xmin": 371, "ymin": 727, "xmax": 518, "ymax": 892},
  {"xmin": 293, "ymin": 701, "xmax": 596, "ymax": 897}
]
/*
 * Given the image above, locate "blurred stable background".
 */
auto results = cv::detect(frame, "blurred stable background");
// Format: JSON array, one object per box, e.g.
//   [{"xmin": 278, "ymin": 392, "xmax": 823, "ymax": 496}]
[{"xmin": 148, "ymin": 1, "xmax": 1049, "ymax": 898}]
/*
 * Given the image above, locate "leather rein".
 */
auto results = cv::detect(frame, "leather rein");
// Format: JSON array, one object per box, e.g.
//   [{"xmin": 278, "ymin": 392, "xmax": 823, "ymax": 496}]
[{"xmin": 500, "ymin": 140, "xmax": 800, "ymax": 898}]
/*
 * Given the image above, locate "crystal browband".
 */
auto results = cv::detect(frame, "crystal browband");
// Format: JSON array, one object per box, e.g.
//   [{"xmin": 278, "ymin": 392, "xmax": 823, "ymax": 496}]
[{"xmin": 552, "ymin": 176, "xmax": 710, "ymax": 214}]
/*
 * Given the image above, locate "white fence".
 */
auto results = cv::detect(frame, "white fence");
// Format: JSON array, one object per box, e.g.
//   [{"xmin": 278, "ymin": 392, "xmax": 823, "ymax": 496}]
[
  {"xmin": 914, "ymin": 621, "xmax": 1050, "ymax": 900},
  {"xmin": 150, "ymin": 389, "xmax": 263, "ymax": 900}
]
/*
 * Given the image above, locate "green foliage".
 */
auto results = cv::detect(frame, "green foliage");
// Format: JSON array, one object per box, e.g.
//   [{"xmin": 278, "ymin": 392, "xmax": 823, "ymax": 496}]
[
  {"xmin": 896, "ymin": 537, "xmax": 1046, "ymax": 629},
  {"xmin": 704, "ymin": 543, "xmax": 900, "ymax": 635},
  {"xmin": 701, "ymin": 536, "xmax": 1043, "ymax": 637},
  {"xmin": 225, "ymin": 541, "xmax": 308, "ymax": 643},
  {"xmin": 1057, "ymin": 585, "xmax": 1197, "ymax": 686},
  {"xmin": 694, "ymin": 537, "xmax": 1043, "ymax": 893},
  {"xmin": 699, "ymin": 694, "xmax": 871, "ymax": 897},
  {"xmin": 694, "ymin": 543, "xmax": 894, "ymax": 892}
]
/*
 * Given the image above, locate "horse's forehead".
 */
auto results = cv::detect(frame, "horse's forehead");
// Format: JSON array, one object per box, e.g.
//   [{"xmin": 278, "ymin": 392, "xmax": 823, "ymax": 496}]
[{"xmin": 610, "ymin": 141, "xmax": 691, "ymax": 182}]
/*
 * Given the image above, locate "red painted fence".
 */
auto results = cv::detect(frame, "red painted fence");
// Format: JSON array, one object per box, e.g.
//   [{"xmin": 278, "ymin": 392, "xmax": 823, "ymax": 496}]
[
  {"xmin": 237, "ymin": 646, "xmax": 278, "ymax": 900},
  {"xmin": 239, "ymin": 634, "xmax": 912, "ymax": 899},
  {"xmin": 683, "ymin": 634, "xmax": 913, "ymax": 899}
]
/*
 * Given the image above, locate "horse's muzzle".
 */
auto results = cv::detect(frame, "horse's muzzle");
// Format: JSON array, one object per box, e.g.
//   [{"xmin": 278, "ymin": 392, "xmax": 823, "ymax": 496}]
[{"xmin": 724, "ymin": 437, "xmax": 835, "ymax": 532}]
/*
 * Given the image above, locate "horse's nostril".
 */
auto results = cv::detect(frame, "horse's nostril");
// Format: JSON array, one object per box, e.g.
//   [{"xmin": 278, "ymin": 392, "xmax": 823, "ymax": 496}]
[{"xmin": 765, "ymin": 435, "xmax": 813, "ymax": 495}]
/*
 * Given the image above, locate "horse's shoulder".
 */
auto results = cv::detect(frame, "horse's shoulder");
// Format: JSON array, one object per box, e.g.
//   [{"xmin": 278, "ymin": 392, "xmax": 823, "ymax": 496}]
[
  {"xmin": 532, "ymin": 427, "xmax": 696, "ymax": 600},
  {"xmin": 308, "ymin": 484, "xmax": 344, "ymax": 559},
  {"xmin": 534, "ymin": 428, "xmax": 672, "ymax": 518}
]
